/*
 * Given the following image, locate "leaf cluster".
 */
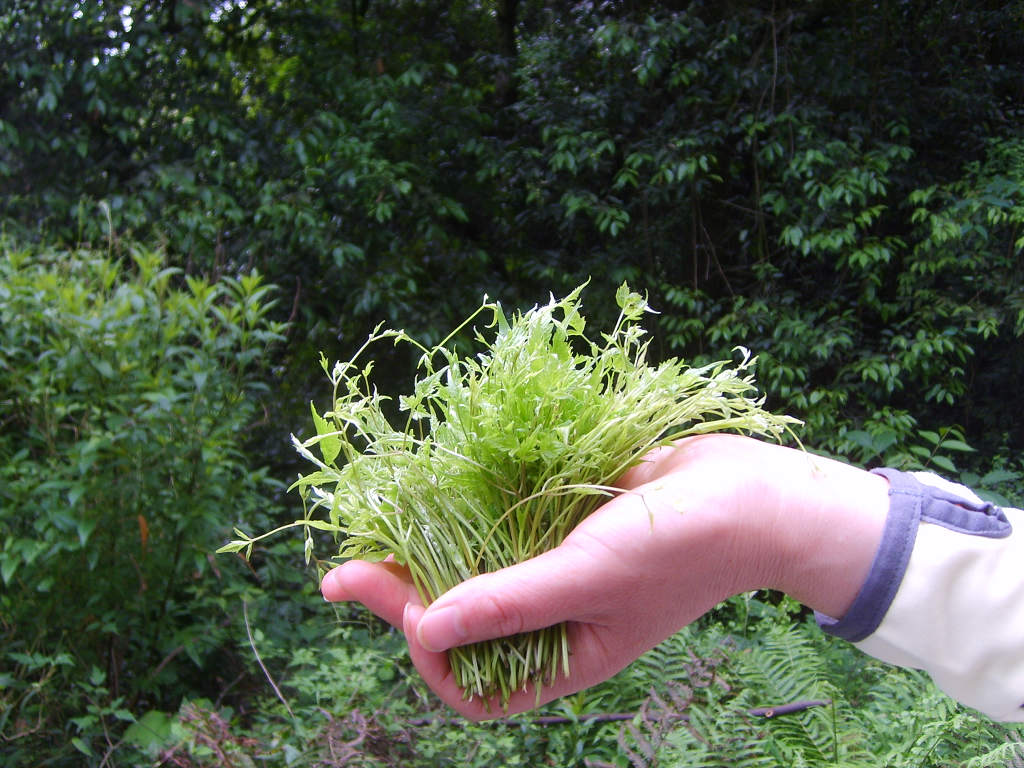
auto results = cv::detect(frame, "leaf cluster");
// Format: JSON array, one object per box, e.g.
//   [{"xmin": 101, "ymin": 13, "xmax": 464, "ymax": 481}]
[
  {"xmin": 226, "ymin": 284, "xmax": 796, "ymax": 706},
  {"xmin": 4, "ymin": 0, "xmax": 1022, "ymax": 476},
  {"xmin": 0, "ymin": 239, "xmax": 287, "ymax": 762}
]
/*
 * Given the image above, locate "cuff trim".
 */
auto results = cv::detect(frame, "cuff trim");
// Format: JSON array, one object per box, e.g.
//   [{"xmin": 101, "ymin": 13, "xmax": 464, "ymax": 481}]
[{"xmin": 815, "ymin": 467, "xmax": 1010, "ymax": 643}]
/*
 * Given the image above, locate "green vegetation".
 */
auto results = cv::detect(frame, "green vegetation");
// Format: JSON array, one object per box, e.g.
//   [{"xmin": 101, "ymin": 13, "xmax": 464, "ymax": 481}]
[
  {"xmin": 623, "ymin": 607, "xmax": 1024, "ymax": 768},
  {"xmin": 0, "ymin": 241, "xmax": 290, "ymax": 763},
  {"xmin": 2, "ymin": 0, "xmax": 1023, "ymax": 765},
  {"xmin": 223, "ymin": 284, "xmax": 794, "ymax": 705}
]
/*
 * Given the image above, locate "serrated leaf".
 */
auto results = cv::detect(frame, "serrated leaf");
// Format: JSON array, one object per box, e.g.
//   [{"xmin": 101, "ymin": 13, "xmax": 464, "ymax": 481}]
[
  {"xmin": 981, "ymin": 469, "xmax": 1020, "ymax": 485},
  {"xmin": 615, "ymin": 281, "xmax": 649, "ymax": 319},
  {"xmin": 301, "ymin": 519, "xmax": 343, "ymax": 532},
  {"xmin": 77, "ymin": 517, "xmax": 97, "ymax": 547},
  {"xmin": 844, "ymin": 430, "xmax": 875, "ymax": 449},
  {"xmin": 89, "ymin": 665, "xmax": 105, "ymax": 686},
  {"xmin": 1, "ymin": 557, "xmax": 17, "ymax": 584},
  {"xmin": 123, "ymin": 710, "xmax": 173, "ymax": 752}
]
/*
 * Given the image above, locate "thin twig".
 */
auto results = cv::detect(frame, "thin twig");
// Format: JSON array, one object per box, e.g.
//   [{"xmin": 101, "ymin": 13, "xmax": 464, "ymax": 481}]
[
  {"xmin": 243, "ymin": 600, "xmax": 294, "ymax": 719},
  {"xmin": 748, "ymin": 699, "xmax": 832, "ymax": 718},
  {"xmin": 149, "ymin": 644, "xmax": 186, "ymax": 680},
  {"xmin": 408, "ymin": 712, "xmax": 639, "ymax": 727}
]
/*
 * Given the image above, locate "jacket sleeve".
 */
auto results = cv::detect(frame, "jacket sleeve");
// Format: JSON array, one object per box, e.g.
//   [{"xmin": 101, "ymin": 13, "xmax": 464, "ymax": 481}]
[{"xmin": 815, "ymin": 467, "xmax": 1024, "ymax": 722}]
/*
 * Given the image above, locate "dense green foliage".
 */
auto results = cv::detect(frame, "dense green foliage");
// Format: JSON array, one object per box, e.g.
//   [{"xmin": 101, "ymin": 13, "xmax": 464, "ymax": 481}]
[
  {"xmin": 624, "ymin": 607, "xmax": 1024, "ymax": 768},
  {"xmin": 2, "ymin": 0, "xmax": 1023, "ymax": 765},
  {"xmin": 0, "ymin": 242, "xmax": 291, "ymax": 762},
  {"xmin": 5, "ymin": 1, "xmax": 1024, "ymax": 455}
]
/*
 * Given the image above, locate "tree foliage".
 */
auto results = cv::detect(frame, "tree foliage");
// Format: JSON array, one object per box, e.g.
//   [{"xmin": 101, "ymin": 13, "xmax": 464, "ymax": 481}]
[
  {"xmin": 3, "ymin": 0, "xmax": 1022, "ymax": 461},
  {"xmin": 2, "ymin": 0, "xmax": 1024, "ymax": 764}
]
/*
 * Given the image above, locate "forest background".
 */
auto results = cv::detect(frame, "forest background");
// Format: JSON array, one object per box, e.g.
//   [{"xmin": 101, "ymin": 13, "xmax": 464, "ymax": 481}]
[{"xmin": 2, "ymin": 1, "xmax": 1024, "ymax": 765}]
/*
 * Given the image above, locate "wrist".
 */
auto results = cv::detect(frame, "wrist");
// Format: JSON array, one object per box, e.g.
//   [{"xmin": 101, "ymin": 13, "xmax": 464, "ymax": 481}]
[
  {"xmin": 620, "ymin": 435, "xmax": 888, "ymax": 623},
  {"xmin": 753, "ymin": 447, "xmax": 889, "ymax": 618}
]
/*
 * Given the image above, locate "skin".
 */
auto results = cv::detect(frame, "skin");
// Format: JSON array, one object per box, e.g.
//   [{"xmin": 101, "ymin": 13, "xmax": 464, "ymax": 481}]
[{"xmin": 320, "ymin": 434, "xmax": 890, "ymax": 720}]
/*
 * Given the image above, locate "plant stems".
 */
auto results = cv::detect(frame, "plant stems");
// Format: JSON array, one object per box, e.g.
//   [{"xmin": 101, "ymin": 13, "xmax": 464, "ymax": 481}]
[{"xmin": 282, "ymin": 284, "xmax": 799, "ymax": 707}]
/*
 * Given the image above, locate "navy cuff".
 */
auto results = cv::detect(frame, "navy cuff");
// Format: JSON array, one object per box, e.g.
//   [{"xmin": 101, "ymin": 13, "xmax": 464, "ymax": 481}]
[{"xmin": 815, "ymin": 468, "xmax": 1011, "ymax": 643}]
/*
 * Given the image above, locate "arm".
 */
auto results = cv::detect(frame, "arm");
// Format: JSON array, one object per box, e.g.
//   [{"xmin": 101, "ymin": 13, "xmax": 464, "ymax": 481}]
[{"xmin": 321, "ymin": 434, "xmax": 890, "ymax": 719}]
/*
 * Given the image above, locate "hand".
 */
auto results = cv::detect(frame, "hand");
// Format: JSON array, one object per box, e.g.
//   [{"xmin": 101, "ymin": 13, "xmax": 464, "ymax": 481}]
[{"xmin": 320, "ymin": 434, "xmax": 888, "ymax": 719}]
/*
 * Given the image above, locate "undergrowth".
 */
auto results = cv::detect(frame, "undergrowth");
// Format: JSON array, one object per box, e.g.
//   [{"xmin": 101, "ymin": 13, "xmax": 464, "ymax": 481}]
[
  {"xmin": 621, "ymin": 606, "xmax": 1024, "ymax": 768},
  {"xmin": 124, "ymin": 601, "xmax": 1024, "ymax": 767}
]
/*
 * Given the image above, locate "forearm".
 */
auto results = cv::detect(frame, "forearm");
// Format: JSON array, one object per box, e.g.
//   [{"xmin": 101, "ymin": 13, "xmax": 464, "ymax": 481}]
[
  {"xmin": 814, "ymin": 469, "xmax": 1024, "ymax": 721},
  {"xmin": 738, "ymin": 442, "xmax": 1024, "ymax": 722}
]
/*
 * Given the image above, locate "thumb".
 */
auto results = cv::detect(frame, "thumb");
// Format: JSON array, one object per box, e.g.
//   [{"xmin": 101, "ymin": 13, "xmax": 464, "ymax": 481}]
[{"xmin": 415, "ymin": 536, "xmax": 617, "ymax": 653}]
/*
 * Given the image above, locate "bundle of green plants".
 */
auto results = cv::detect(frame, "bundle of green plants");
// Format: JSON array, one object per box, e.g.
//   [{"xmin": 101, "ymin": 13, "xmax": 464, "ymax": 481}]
[{"xmin": 221, "ymin": 284, "xmax": 797, "ymax": 707}]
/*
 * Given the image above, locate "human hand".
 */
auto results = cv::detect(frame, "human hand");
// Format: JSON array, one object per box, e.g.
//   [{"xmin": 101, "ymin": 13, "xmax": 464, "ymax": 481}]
[{"xmin": 320, "ymin": 434, "xmax": 888, "ymax": 719}]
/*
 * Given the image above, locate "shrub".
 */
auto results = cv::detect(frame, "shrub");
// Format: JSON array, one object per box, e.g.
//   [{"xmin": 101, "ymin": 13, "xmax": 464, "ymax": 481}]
[{"xmin": 0, "ymin": 240, "xmax": 285, "ymax": 763}]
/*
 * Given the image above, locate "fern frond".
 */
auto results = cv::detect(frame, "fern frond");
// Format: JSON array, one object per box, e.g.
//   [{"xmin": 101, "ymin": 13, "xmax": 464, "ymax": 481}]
[
  {"xmin": 620, "ymin": 619, "xmax": 1021, "ymax": 768},
  {"xmin": 731, "ymin": 625, "xmax": 839, "ymax": 765},
  {"xmin": 662, "ymin": 705, "xmax": 779, "ymax": 768},
  {"xmin": 963, "ymin": 736, "xmax": 1024, "ymax": 768},
  {"xmin": 634, "ymin": 625, "xmax": 732, "ymax": 688}
]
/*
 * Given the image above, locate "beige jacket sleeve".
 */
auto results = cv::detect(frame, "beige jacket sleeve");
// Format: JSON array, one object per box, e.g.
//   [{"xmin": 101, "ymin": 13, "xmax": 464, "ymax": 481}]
[{"xmin": 816, "ymin": 468, "xmax": 1024, "ymax": 722}]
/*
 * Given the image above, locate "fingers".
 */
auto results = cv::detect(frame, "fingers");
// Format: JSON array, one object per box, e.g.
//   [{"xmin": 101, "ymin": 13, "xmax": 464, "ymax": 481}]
[
  {"xmin": 316, "ymin": 437, "xmax": 758, "ymax": 720},
  {"xmin": 404, "ymin": 604, "xmax": 618, "ymax": 720},
  {"xmin": 415, "ymin": 555, "xmax": 618, "ymax": 658},
  {"xmin": 321, "ymin": 559, "xmax": 422, "ymax": 628},
  {"xmin": 414, "ymin": 493, "xmax": 651, "ymax": 654},
  {"xmin": 402, "ymin": 603, "xmax": 475, "ymax": 712},
  {"xmin": 319, "ymin": 547, "xmax": 614, "ymax": 649},
  {"xmin": 319, "ymin": 553, "xmax": 633, "ymax": 720},
  {"xmin": 617, "ymin": 433, "xmax": 751, "ymax": 490},
  {"xmin": 615, "ymin": 442, "xmax": 678, "ymax": 488},
  {"xmin": 414, "ymin": 544, "xmax": 602, "ymax": 653},
  {"xmin": 321, "ymin": 435, "xmax": 739, "ymax": 641},
  {"xmin": 413, "ymin": 614, "xmax": 657, "ymax": 719},
  {"xmin": 416, "ymin": 462, "xmax": 750, "ymax": 655},
  {"xmin": 402, "ymin": 604, "xmax": 518, "ymax": 720}
]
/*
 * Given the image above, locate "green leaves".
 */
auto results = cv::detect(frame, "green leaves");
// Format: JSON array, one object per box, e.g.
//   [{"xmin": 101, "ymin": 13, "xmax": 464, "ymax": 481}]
[
  {"xmin": 310, "ymin": 403, "xmax": 342, "ymax": 465},
  {"xmin": 0, "ymin": 239, "xmax": 285, "ymax": 755},
  {"xmin": 284, "ymin": 284, "xmax": 796, "ymax": 705},
  {"xmin": 3, "ymin": 2, "xmax": 1023, "ymax": 762}
]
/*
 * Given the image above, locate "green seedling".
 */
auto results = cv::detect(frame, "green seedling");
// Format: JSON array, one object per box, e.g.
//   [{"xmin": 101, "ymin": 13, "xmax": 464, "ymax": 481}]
[{"xmin": 220, "ymin": 283, "xmax": 798, "ymax": 707}]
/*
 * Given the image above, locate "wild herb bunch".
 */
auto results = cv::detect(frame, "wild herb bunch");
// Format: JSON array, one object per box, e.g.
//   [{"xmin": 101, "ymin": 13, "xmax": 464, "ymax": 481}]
[{"xmin": 222, "ymin": 284, "xmax": 797, "ymax": 706}]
